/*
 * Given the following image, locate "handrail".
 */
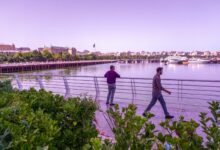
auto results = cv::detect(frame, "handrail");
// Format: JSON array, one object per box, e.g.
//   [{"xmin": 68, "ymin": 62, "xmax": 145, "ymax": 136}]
[
  {"xmin": 1, "ymin": 73, "xmax": 220, "ymax": 113},
  {"xmin": 2, "ymin": 73, "xmax": 220, "ymax": 82}
]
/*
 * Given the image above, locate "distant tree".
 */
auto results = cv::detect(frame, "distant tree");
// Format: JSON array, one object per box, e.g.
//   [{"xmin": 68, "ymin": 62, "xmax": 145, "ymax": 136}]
[
  {"xmin": 12, "ymin": 52, "xmax": 24, "ymax": 62},
  {"xmin": 53, "ymin": 53, "xmax": 62, "ymax": 61},
  {"xmin": 42, "ymin": 50, "xmax": 53, "ymax": 61},
  {"xmin": 61, "ymin": 52, "xmax": 73, "ymax": 61},
  {"xmin": 31, "ymin": 50, "xmax": 44, "ymax": 61},
  {"xmin": 0, "ymin": 54, "xmax": 7, "ymax": 63}
]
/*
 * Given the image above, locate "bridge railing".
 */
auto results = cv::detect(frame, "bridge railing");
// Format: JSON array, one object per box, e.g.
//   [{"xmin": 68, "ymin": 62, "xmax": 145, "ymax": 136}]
[{"xmin": 1, "ymin": 74, "xmax": 220, "ymax": 113}]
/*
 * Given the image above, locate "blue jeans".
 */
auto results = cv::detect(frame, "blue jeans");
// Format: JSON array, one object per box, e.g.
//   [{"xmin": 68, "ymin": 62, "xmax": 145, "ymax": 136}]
[
  {"xmin": 106, "ymin": 83, "xmax": 116, "ymax": 104},
  {"xmin": 144, "ymin": 94, "xmax": 169, "ymax": 116}
]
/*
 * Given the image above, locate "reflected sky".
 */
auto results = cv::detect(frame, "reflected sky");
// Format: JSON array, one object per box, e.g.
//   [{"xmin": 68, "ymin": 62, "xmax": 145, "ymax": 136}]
[{"xmin": 20, "ymin": 63, "xmax": 220, "ymax": 80}]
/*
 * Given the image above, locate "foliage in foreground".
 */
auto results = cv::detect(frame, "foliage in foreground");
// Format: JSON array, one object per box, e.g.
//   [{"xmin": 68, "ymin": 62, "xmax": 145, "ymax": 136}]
[
  {"xmin": 0, "ymin": 88, "xmax": 98, "ymax": 149},
  {"xmin": 86, "ymin": 102, "xmax": 220, "ymax": 150},
  {"xmin": 0, "ymin": 80, "xmax": 13, "ymax": 93},
  {"xmin": 0, "ymin": 81, "xmax": 220, "ymax": 150}
]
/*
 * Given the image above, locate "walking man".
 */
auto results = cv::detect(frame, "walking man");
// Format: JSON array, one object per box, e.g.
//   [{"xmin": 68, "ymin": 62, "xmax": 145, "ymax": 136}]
[
  {"xmin": 143, "ymin": 67, "xmax": 174, "ymax": 119},
  {"xmin": 104, "ymin": 65, "xmax": 120, "ymax": 106}
]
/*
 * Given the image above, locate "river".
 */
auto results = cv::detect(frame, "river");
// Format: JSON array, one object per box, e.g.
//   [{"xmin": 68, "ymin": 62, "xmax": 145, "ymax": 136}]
[{"xmin": 23, "ymin": 62, "xmax": 220, "ymax": 80}]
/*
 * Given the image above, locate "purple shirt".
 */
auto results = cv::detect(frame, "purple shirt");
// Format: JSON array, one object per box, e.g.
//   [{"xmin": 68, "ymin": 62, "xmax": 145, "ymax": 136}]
[{"xmin": 104, "ymin": 70, "xmax": 120, "ymax": 84}]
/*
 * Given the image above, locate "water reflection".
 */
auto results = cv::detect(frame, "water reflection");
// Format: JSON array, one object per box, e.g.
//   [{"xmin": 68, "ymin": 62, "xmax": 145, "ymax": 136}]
[{"xmin": 17, "ymin": 63, "xmax": 220, "ymax": 80}]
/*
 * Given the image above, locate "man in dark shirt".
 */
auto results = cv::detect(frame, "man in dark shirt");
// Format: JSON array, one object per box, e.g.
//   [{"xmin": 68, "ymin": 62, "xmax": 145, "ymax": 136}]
[
  {"xmin": 143, "ymin": 67, "xmax": 174, "ymax": 119},
  {"xmin": 104, "ymin": 65, "xmax": 120, "ymax": 105}
]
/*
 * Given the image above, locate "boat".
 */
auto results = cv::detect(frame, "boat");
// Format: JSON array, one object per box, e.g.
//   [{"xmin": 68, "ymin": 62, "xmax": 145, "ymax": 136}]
[
  {"xmin": 164, "ymin": 56, "xmax": 188, "ymax": 64},
  {"xmin": 188, "ymin": 58, "xmax": 210, "ymax": 64}
]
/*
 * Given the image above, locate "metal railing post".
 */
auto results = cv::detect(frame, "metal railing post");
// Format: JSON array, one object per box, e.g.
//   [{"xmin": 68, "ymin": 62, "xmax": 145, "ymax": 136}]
[
  {"xmin": 131, "ymin": 79, "xmax": 135, "ymax": 104},
  {"xmin": 63, "ymin": 76, "xmax": 70, "ymax": 99},
  {"xmin": 94, "ymin": 77, "xmax": 100, "ymax": 101},
  {"xmin": 14, "ymin": 74, "xmax": 23, "ymax": 91},
  {"xmin": 36, "ymin": 75, "xmax": 44, "ymax": 89}
]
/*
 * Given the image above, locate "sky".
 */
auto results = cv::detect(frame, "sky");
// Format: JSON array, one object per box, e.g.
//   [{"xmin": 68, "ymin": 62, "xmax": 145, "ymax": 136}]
[{"xmin": 0, "ymin": 0, "xmax": 220, "ymax": 52}]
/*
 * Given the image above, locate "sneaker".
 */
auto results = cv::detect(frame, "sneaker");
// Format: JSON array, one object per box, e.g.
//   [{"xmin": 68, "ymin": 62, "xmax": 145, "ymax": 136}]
[
  {"xmin": 110, "ymin": 103, "xmax": 115, "ymax": 106},
  {"xmin": 142, "ymin": 113, "xmax": 147, "ymax": 117},
  {"xmin": 165, "ymin": 115, "xmax": 174, "ymax": 119}
]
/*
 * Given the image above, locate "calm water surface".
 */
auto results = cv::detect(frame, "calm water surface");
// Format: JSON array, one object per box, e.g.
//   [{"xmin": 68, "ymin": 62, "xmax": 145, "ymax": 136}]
[{"xmin": 25, "ymin": 62, "xmax": 220, "ymax": 80}]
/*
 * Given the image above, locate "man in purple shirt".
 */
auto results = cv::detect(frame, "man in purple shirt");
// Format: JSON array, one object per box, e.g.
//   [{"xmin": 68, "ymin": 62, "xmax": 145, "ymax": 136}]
[
  {"xmin": 143, "ymin": 67, "xmax": 174, "ymax": 119},
  {"xmin": 104, "ymin": 65, "xmax": 120, "ymax": 105}
]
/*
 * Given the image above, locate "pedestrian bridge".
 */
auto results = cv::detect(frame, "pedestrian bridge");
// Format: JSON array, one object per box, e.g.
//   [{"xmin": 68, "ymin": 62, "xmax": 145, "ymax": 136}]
[{"xmin": 1, "ymin": 74, "xmax": 220, "ymax": 137}]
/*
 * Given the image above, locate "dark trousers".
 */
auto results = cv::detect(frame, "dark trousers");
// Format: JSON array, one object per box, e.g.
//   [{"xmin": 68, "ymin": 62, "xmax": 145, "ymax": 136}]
[
  {"xmin": 144, "ymin": 94, "xmax": 169, "ymax": 116},
  {"xmin": 106, "ymin": 83, "xmax": 116, "ymax": 104}
]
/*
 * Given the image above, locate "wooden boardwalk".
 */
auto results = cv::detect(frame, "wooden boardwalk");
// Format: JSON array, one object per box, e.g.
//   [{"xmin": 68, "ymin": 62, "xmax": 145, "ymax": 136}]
[{"xmin": 0, "ymin": 60, "xmax": 116, "ymax": 73}]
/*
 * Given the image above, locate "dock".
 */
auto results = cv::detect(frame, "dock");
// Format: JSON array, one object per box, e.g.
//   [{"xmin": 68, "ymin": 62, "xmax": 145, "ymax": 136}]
[{"xmin": 0, "ymin": 60, "xmax": 117, "ymax": 73}]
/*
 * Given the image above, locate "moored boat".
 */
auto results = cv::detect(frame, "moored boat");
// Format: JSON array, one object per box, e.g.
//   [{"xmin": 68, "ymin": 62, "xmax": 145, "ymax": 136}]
[
  {"xmin": 188, "ymin": 58, "xmax": 210, "ymax": 64},
  {"xmin": 165, "ymin": 56, "xmax": 188, "ymax": 64}
]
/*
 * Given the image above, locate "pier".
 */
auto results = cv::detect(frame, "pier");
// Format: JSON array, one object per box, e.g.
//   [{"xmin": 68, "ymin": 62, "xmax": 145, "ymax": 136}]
[{"xmin": 0, "ymin": 60, "xmax": 117, "ymax": 73}]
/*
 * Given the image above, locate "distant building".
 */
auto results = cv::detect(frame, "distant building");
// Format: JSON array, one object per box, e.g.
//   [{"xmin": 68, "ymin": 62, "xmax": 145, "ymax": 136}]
[
  {"xmin": 0, "ymin": 44, "xmax": 18, "ymax": 54},
  {"xmin": 161, "ymin": 51, "xmax": 168, "ymax": 56},
  {"xmin": 203, "ymin": 51, "xmax": 211, "ymax": 57},
  {"xmin": 77, "ymin": 50, "xmax": 90, "ymax": 55},
  {"xmin": 38, "ymin": 47, "xmax": 44, "ymax": 52},
  {"xmin": 151, "ymin": 52, "xmax": 157, "ymax": 56},
  {"xmin": 211, "ymin": 51, "xmax": 220, "ymax": 57},
  {"xmin": 68, "ymin": 48, "xmax": 77, "ymax": 56},
  {"xmin": 91, "ymin": 51, "xmax": 102, "ymax": 56},
  {"xmin": 140, "ymin": 51, "xmax": 147, "ymax": 56},
  {"xmin": 190, "ymin": 51, "xmax": 204, "ymax": 57},
  {"xmin": 120, "ymin": 52, "xmax": 127, "ymax": 57},
  {"xmin": 49, "ymin": 46, "xmax": 69, "ymax": 54},
  {"xmin": 136, "ymin": 52, "xmax": 141, "ymax": 56},
  {"xmin": 0, "ymin": 44, "xmax": 16, "ymax": 51},
  {"xmin": 17, "ymin": 47, "xmax": 31, "ymax": 53}
]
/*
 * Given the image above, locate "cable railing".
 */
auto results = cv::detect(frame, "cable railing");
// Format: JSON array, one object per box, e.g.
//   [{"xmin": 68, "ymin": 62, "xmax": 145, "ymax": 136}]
[{"xmin": 1, "ymin": 73, "xmax": 220, "ymax": 113}]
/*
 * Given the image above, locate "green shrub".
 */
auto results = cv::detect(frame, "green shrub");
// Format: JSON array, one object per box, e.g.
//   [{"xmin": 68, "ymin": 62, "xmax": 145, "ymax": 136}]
[
  {"xmin": 200, "ymin": 101, "xmax": 220, "ymax": 149},
  {"xmin": 0, "ymin": 80, "xmax": 13, "ymax": 93},
  {"xmin": 107, "ymin": 104, "xmax": 156, "ymax": 150},
  {"xmin": 0, "ymin": 88, "xmax": 98, "ymax": 149},
  {"xmin": 157, "ymin": 116, "xmax": 204, "ymax": 150},
  {"xmin": 1, "ymin": 82, "xmax": 219, "ymax": 150}
]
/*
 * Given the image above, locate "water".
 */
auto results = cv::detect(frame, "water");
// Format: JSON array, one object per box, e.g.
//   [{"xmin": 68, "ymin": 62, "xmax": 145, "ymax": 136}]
[{"xmin": 24, "ymin": 62, "xmax": 220, "ymax": 80}]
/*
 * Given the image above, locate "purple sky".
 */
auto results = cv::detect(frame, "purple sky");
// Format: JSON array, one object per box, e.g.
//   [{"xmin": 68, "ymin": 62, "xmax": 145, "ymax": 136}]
[{"xmin": 0, "ymin": 0, "xmax": 220, "ymax": 52}]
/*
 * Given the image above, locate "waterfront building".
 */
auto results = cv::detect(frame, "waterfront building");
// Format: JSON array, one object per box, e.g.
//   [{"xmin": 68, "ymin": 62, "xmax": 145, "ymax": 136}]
[
  {"xmin": 17, "ymin": 47, "xmax": 31, "ymax": 53},
  {"xmin": 77, "ymin": 50, "xmax": 90, "ymax": 55},
  {"xmin": 68, "ymin": 48, "xmax": 77, "ymax": 56},
  {"xmin": 49, "ymin": 46, "xmax": 69, "ymax": 54},
  {"xmin": 91, "ymin": 51, "xmax": 102, "ymax": 56},
  {"xmin": 190, "ymin": 51, "xmax": 204, "ymax": 57},
  {"xmin": 211, "ymin": 51, "xmax": 220, "ymax": 57},
  {"xmin": 0, "ymin": 44, "xmax": 16, "ymax": 51},
  {"xmin": 203, "ymin": 51, "xmax": 211, "ymax": 57},
  {"xmin": 38, "ymin": 47, "xmax": 44, "ymax": 52},
  {"xmin": 0, "ymin": 44, "xmax": 18, "ymax": 54}
]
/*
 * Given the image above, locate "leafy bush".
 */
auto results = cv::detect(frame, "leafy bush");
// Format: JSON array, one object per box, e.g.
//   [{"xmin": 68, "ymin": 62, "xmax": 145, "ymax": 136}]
[
  {"xmin": 157, "ymin": 116, "xmax": 204, "ymax": 150},
  {"xmin": 107, "ymin": 104, "xmax": 156, "ymax": 150},
  {"xmin": 86, "ymin": 102, "xmax": 220, "ymax": 150},
  {"xmin": 0, "ymin": 80, "xmax": 13, "ymax": 93},
  {"xmin": 0, "ymin": 88, "xmax": 98, "ymax": 149},
  {"xmin": 200, "ymin": 101, "xmax": 220, "ymax": 149},
  {"xmin": 1, "ymin": 80, "xmax": 219, "ymax": 150}
]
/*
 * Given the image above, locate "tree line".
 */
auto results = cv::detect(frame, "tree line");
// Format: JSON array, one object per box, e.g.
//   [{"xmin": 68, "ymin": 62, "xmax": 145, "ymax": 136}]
[
  {"xmin": 0, "ymin": 50, "xmax": 117, "ymax": 63},
  {"xmin": 0, "ymin": 50, "xmax": 169, "ymax": 63}
]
